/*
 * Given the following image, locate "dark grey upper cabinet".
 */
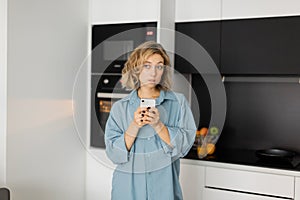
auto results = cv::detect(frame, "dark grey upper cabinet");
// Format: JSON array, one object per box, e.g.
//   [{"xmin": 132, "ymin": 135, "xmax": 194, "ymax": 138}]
[
  {"xmin": 175, "ymin": 21, "xmax": 221, "ymax": 73},
  {"xmin": 221, "ymin": 16, "xmax": 300, "ymax": 75}
]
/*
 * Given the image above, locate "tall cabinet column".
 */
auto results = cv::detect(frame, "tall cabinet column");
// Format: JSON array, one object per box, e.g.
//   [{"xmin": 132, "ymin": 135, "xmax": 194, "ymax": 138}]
[{"xmin": 0, "ymin": 0, "xmax": 8, "ymax": 186}]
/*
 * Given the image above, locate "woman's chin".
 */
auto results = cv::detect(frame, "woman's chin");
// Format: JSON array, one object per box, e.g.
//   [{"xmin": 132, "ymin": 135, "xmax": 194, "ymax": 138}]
[{"xmin": 141, "ymin": 82, "xmax": 157, "ymax": 87}]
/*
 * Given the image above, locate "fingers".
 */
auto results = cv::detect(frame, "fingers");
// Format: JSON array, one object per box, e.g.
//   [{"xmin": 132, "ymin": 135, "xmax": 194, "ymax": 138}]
[
  {"xmin": 143, "ymin": 108, "xmax": 159, "ymax": 124},
  {"xmin": 134, "ymin": 107, "xmax": 159, "ymax": 126},
  {"xmin": 147, "ymin": 107, "xmax": 158, "ymax": 115},
  {"xmin": 134, "ymin": 107, "xmax": 148, "ymax": 127}
]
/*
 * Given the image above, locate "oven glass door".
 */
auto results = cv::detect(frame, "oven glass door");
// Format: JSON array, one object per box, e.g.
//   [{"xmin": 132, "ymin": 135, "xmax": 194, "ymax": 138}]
[
  {"xmin": 91, "ymin": 95, "xmax": 122, "ymax": 148},
  {"xmin": 97, "ymin": 98, "xmax": 118, "ymax": 132}
]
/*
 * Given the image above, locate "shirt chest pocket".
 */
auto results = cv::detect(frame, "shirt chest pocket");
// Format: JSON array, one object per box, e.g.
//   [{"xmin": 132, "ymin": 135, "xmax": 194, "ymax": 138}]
[{"xmin": 158, "ymin": 104, "xmax": 180, "ymax": 127}]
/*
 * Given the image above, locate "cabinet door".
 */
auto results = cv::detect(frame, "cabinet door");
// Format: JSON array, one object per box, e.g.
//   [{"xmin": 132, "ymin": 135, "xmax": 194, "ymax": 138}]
[
  {"xmin": 86, "ymin": 149, "xmax": 115, "ymax": 200},
  {"xmin": 221, "ymin": 16, "xmax": 300, "ymax": 75},
  {"xmin": 91, "ymin": 0, "xmax": 159, "ymax": 24},
  {"xmin": 222, "ymin": 0, "xmax": 300, "ymax": 20},
  {"xmin": 205, "ymin": 167, "xmax": 294, "ymax": 198},
  {"xmin": 296, "ymin": 177, "xmax": 300, "ymax": 200},
  {"xmin": 203, "ymin": 188, "xmax": 289, "ymax": 200},
  {"xmin": 175, "ymin": 0, "xmax": 221, "ymax": 22},
  {"xmin": 175, "ymin": 21, "xmax": 221, "ymax": 73},
  {"xmin": 180, "ymin": 162, "xmax": 205, "ymax": 200}
]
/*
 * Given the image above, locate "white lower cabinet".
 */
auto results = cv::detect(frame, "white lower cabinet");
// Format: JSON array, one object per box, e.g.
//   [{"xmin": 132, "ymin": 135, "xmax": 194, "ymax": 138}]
[
  {"xmin": 86, "ymin": 149, "xmax": 114, "ymax": 200},
  {"xmin": 203, "ymin": 187, "xmax": 289, "ymax": 200},
  {"xmin": 204, "ymin": 166, "xmax": 295, "ymax": 200},
  {"xmin": 180, "ymin": 162, "xmax": 205, "ymax": 200},
  {"xmin": 296, "ymin": 177, "xmax": 300, "ymax": 200}
]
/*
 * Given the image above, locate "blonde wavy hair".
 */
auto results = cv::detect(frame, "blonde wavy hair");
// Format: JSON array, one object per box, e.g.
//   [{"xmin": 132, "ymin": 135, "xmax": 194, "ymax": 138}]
[{"xmin": 121, "ymin": 41, "xmax": 172, "ymax": 91}]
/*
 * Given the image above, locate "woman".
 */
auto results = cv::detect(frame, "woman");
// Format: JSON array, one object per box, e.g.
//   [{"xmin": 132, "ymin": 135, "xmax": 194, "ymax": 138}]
[{"xmin": 105, "ymin": 41, "xmax": 196, "ymax": 200}]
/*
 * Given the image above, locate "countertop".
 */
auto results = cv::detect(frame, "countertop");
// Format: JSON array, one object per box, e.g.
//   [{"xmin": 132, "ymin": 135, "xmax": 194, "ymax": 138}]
[{"xmin": 183, "ymin": 148, "xmax": 300, "ymax": 176}]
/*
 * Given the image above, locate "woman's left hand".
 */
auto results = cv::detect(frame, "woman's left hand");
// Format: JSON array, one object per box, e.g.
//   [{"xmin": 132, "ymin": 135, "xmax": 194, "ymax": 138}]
[{"xmin": 144, "ymin": 107, "xmax": 160, "ymax": 126}]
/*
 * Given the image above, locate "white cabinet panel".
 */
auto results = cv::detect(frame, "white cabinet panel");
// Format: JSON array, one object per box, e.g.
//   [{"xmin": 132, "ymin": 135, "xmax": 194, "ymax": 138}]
[
  {"xmin": 175, "ymin": 0, "xmax": 221, "ymax": 22},
  {"xmin": 0, "ymin": 0, "xmax": 7, "ymax": 186},
  {"xmin": 203, "ymin": 188, "xmax": 288, "ymax": 200},
  {"xmin": 180, "ymin": 162, "xmax": 205, "ymax": 200},
  {"xmin": 205, "ymin": 167, "xmax": 294, "ymax": 198},
  {"xmin": 91, "ymin": 0, "xmax": 160, "ymax": 24},
  {"xmin": 296, "ymin": 177, "xmax": 300, "ymax": 200},
  {"xmin": 222, "ymin": 0, "xmax": 300, "ymax": 20},
  {"xmin": 86, "ymin": 149, "xmax": 114, "ymax": 200}
]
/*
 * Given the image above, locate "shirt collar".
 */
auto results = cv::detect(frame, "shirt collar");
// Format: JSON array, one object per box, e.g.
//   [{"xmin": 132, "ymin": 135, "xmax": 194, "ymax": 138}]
[{"xmin": 156, "ymin": 90, "xmax": 177, "ymax": 105}]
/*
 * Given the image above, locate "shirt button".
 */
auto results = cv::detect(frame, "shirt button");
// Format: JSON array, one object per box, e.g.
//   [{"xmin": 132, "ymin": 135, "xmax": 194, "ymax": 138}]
[{"xmin": 147, "ymin": 137, "xmax": 151, "ymax": 140}]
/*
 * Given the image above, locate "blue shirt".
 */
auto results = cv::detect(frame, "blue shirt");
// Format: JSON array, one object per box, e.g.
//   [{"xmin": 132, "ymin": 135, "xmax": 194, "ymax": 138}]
[{"xmin": 105, "ymin": 90, "xmax": 197, "ymax": 200}]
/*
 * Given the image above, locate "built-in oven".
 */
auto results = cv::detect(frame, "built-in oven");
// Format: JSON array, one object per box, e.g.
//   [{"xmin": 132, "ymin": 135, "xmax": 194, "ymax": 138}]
[
  {"xmin": 91, "ymin": 74, "xmax": 130, "ymax": 148},
  {"xmin": 90, "ymin": 22, "xmax": 157, "ymax": 148}
]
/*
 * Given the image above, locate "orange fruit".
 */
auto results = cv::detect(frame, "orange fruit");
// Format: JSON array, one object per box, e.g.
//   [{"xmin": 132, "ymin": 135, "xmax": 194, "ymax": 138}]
[
  {"xmin": 198, "ymin": 127, "xmax": 208, "ymax": 136},
  {"xmin": 197, "ymin": 146, "xmax": 207, "ymax": 157},
  {"xmin": 197, "ymin": 143, "xmax": 216, "ymax": 158},
  {"xmin": 206, "ymin": 143, "xmax": 216, "ymax": 155}
]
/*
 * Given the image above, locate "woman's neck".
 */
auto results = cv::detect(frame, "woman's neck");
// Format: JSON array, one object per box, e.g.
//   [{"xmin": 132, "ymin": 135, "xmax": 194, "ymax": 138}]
[{"xmin": 138, "ymin": 87, "xmax": 160, "ymax": 99}]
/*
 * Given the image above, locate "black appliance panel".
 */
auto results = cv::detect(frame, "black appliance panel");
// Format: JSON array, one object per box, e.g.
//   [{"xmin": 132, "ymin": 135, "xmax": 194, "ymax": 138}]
[
  {"xmin": 91, "ymin": 74, "xmax": 129, "ymax": 148},
  {"xmin": 191, "ymin": 74, "xmax": 212, "ymax": 129},
  {"xmin": 217, "ymin": 80, "xmax": 300, "ymax": 153},
  {"xmin": 221, "ymin": 16, "xmax": 300, "ymax": 75},
  {"xmin": 92, "ymin": 22, "xmax": 156, "ymax": 74},
  {"xmin": 175, "ymin": 21, "xmax": 221, "ymax": 73},
  {"xmin": 91, "ymin": 75, "xmax": 105, "ymax": 148}
]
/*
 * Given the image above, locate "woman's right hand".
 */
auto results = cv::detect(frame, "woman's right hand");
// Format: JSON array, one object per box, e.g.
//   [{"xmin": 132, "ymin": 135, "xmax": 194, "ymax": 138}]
[{"xmin": 134, "ymin": 107, "xmax": 149, "ymax": 128}]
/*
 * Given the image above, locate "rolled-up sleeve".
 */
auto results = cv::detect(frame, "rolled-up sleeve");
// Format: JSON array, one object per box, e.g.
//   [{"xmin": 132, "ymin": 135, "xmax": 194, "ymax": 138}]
[
  {"xmin": 104, "ymin": 104, "xmax": 131, "ymax": 165},
  {"xmin": 161, "ymin": 95, "xmax": 196, "ymax": 158}
]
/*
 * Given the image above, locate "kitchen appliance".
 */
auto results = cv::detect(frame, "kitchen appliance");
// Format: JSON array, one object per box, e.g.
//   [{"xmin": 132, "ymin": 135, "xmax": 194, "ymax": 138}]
[
  {"xmin": 256, "ymin": 148, "xmax": 300, "ymax": 168},
  {"xmin": 91, "ymin": 74, "xmax": 130, "ymax": 148},
  {"xmin": 256, "ymin": 148, "xmax": 296, "ymax": 160},
  {"xmin": 92, "ymin": 22, "xmax": 157, "ymax": 74},
  {"xmin": 91, "ymin": 22, "xmax": 157, "ymax": 148}
]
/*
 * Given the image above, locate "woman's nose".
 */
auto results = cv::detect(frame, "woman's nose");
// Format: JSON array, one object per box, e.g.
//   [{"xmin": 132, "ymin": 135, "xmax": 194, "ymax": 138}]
[{"xmin": 150, "ymin": 66, "xmax": 157, "ymax": 75}]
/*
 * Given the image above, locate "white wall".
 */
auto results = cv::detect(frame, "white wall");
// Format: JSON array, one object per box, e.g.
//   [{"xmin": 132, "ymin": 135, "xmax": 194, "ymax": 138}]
[
  {"xmin": 0, "ymin": 0, "xmax": 7, "ymax": 186},
  {"xmin": 6, "ymin": 0, "xmax": 89, "ymax": 199}
]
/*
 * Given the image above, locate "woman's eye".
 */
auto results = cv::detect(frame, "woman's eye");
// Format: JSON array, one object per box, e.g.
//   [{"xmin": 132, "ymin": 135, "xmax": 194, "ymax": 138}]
[
  {"xmin": 143, "ymin": 65, "xmax": 164, "ymax": 70},
  {"xmin": 143, "ymin": 65, "xmax": 151, "ymax": 69},
  {"xmin": 156, "ymin": 65, "xmax": 163, "ymax": 70}
]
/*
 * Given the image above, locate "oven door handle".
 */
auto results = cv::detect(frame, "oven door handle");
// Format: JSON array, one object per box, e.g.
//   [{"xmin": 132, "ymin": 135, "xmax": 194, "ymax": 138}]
[{"xmin": 97, "ymin": 92, "xmax": 129, "ymax": 99}]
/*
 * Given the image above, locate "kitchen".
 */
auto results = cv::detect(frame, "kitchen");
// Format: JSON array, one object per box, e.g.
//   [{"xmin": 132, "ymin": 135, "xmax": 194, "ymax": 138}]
[{"xmin": 1, "ymin": 0, "xmax": 300, "ymax": 200}]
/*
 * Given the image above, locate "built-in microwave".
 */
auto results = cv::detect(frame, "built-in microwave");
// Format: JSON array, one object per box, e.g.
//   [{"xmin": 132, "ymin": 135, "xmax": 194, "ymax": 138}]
[{"xmin": 91, "ymin": 22, "xmax": 157, "ymax": 74}]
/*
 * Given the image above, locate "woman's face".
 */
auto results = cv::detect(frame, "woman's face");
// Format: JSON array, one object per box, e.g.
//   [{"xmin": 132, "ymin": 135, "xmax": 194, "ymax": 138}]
[{"xmin": 139, "ymin": 53, "xmax": 165, "ymax": 89}]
